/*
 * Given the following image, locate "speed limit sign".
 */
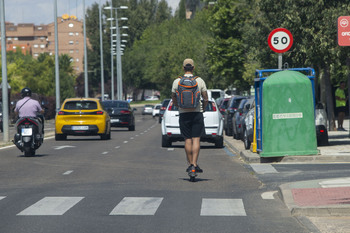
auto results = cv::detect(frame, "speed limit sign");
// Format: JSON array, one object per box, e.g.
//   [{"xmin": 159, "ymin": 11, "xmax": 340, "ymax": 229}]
[{"xmin": 268, "ymin": 28, "xmax": 293, "ymax": 53}]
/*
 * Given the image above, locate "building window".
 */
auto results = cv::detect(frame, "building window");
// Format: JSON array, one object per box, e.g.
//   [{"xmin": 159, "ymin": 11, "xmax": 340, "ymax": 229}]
[
  {"xmin": 69, "ymin": 41, "xmax": 74, "ymax": 45},
  {"xmin": 76, "ymin": 58, "xmax": 79, "ymax": 62},
  {"xmin": 70, "ymin": 50, "xmax": 74, "ymax": 53},
  {"xmin": 34, "ymin": 44, "xmax": 39, "ymax": 48},
  {"xmin": 34, "ymin": 53, "xmax": 39, "ymax": 57},
  {"xmin": 38, "ymin": 27, "xmax": 42, "ymax": 30},
  {"xmin": 12, "ymin": 46, "xmax": 16, "ymax": 49},
  {"xmin": 69, "ymin": 32, "xmax": 74, "ymax": 36},
  {"xmin": 14, "ymin": 37, "xmax": 18, "ymax": 40},
  {"xmin": 76, "ymin": 41, "xmax": 79, "ymax": 44},
  {"xmin": 68, "ymin": 23, "xmax": 74, "ymax": 28},
  {"xmin": 40, "ymin": 44, "xmax": 45, "ymax": 48},
  {"xmin": 22, "ymin": 46, "xmax": 25, "ymax": 49},
  {"xmin": 7, "ymin": 38, "xmax": 11, "ymax": 40},
  {"xmin": 76, "ymin": 32, "xmax": 79, "ymax": 36},
  {"xmin": 76, "ymin": 49, "xmax": 79, "ymax": 53}
]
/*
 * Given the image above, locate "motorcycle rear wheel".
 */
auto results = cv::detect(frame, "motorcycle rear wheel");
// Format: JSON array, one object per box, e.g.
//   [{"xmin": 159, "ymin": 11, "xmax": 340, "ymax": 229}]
[{"xmin": 24, "ymin": 149, "xmax": 35, "ymax": 157}]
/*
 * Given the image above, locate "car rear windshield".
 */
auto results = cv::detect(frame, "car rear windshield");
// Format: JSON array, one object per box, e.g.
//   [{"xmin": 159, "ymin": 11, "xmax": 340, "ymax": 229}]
[
  {"xmin": 230, "ymin": 97, "xmax": 245, "ymax": 108},
  {"xmin": 102, "ymin": 101, "xmax": 128, "ymax": 108},
  {"xmin": 64, "ymin": 101, "xmax": 98, "ymax": 110}
]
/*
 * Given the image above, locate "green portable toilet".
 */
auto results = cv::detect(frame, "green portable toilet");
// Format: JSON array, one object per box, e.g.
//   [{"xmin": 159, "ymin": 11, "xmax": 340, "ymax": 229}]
[{"xmin": 260, "ymin": 70, "xmax": 318, "ymax": 157}]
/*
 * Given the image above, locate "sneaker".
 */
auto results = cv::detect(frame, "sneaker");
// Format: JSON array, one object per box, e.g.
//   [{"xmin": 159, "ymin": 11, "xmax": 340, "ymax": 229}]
[
  {"xmin": 195, "ymin": 165, "xmax": 203, "ymax": 173},
  {"xmin": 341, "ymin": 127, "xmax": 347, "ymax": 131},
  {"xmin": 186, "ymin": 164, "xmax": 194, "ymax": 172}
]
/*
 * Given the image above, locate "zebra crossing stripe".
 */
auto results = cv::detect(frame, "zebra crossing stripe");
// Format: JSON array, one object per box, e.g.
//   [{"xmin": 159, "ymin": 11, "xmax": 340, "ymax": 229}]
[
  {"xmin": 200, "ymin": 198, "xmax": 247, "ymax": 216},
  {"xmin": 250, "ymin": 164, "xmax": 278, "ymax": 174},
  {"xmin": 17, "ymin": 197, "xmax": 84, "ymax": 216},
  {"xmin": 109, "ymin": 197, "xmax": 163, "ymax": 216},
  {"xmin": 0, "ymin": 196, "xmax": 6, "ymax": 201}
]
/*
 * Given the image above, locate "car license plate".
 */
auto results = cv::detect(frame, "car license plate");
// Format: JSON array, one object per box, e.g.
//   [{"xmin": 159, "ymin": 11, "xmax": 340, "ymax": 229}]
[
  {"xmin": 111, "ymin": 119, "xmax": 120, "ymax": 123},
  {"xmin": 21, "ymin": 128, "xmax": 32, "ymax": 136},
  {"xmin": 72, "ymin": 126, "xmax": 89, "ymax": 130}
]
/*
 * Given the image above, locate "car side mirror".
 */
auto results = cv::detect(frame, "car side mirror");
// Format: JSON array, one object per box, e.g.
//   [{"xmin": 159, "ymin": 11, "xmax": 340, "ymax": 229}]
[{"xmin": 245, "ymin": 104, "xmax": 250, "ymax": 110}]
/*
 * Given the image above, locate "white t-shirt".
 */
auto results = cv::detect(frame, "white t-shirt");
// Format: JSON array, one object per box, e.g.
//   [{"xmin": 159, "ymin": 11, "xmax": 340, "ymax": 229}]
[{"xmin": 172, "ymin": 74, "xmax": 207, "ymax": 114}]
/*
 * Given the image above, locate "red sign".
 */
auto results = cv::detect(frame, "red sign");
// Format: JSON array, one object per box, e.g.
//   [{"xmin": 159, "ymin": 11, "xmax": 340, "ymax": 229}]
[
  {"xmin": 338, "ymin": 16, "xmax": 350, "ymax": 46},
  {"xmin": 268, "ymin": 28, "xmax": 293, "ymax": 53}
]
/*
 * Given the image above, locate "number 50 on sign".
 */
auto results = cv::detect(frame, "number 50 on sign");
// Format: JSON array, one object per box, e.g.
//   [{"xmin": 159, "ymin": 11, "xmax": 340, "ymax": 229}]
[{"xmin": 268, "ymin": 28, "xmax": 293, "ymax": 53}]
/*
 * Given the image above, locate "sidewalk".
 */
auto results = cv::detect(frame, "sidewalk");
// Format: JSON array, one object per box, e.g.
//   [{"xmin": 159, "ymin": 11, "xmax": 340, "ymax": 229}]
[{"xmin": 223, "ymin": 121, "xmax": 350, "ymax": 232}]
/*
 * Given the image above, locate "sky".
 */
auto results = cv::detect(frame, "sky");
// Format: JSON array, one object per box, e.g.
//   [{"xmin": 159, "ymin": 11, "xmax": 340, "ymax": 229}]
[{"xmin": 4, "ymin": 0, "xmax": 180, "ymax": 25}]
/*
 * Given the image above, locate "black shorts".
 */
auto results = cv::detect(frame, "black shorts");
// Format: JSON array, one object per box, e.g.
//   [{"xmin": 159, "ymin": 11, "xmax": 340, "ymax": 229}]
[
  {"xmin": 336, "ymin": 106, "xmax": 346, "ymax": 114},
  {"xmin": 179, "ymin": 112, "xmax": 205, "ymax": 139}
]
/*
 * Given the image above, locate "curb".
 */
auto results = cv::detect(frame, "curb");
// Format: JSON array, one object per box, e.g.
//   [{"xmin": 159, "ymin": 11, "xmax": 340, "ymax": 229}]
[{"xmin": 279, "ymin": 181, "xmax": 350, "ymax": 217}]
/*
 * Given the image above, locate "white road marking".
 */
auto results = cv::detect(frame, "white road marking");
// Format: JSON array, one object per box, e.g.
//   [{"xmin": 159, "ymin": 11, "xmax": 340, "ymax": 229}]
[
  {"xmin": 200, "ymin": 199, "xmax": 246, "ymax": 216},
  {"xmin": 130, "ymin": 137, "xmax": 134, "ymax": 140},
  {"xmin": 250, "ymin": 164, "xmax": 278, "ymax": 174},
  {"xmin": 0, "ymin": 196, "xmax": 6, "ymax": 200},
  {"xmin": 102, "ymin": 151, "xmax": 109, "ymax": 155},
  {"xmin": 167, "ymin": 148, "xmax": 174, "ymax": 151},
  {"xmin": 17, "ymin": 197, "xmax": 84, "ymax": 216},
  {"xmin": 135, "ymin": 135, "xmax": 139, "ymax": 137},
  {"xmin": 54, "ymin": 145, "xmax": 76, "ymax": 150},
  {"xmin": 319, "ymin": 178, "xmax": 350, "ymax": 188},
  {"xmin": 115, "ymin": 146, "xmax": 120, "ymax": 149},
  {"xmin": 140, "ymin": 132, "xmax": 144, "ymax": 135},
  {"xmin": 63, "ymin": 170, "xmax": 74, "ymax": 175},
  {"xmin": 110, "ymin": 197, "xmax": 163, "ymax": 216},
  {"xmin": 123, "ymin": 141, "xmax": 128, "ymax": 144},
  {"xmin": 261, "ymin": 191, "xmax": 277, "ymax": 200}
]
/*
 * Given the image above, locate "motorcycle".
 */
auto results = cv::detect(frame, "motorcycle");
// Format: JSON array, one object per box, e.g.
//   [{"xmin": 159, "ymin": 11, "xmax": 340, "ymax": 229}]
[{"xmin": 13, "ymin": 116, "xmax": 44, "ymax": 157}]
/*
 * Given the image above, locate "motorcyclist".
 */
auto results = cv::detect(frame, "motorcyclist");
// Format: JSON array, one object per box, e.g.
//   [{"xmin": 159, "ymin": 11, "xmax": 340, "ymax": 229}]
[{"xmin": 14, "ymin": 87, "xmax": 44, "ymax": 133}]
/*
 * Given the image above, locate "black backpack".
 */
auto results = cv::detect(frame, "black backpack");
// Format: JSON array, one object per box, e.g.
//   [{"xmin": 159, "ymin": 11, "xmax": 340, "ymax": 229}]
[{"xmin": 176, "ymin": 76, "xmax": 201, "ymax": 109}]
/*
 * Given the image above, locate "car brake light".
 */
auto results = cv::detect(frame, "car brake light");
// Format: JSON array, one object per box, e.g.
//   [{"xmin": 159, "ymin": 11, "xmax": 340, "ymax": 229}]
[
  {"xmin": 212, "ymin": 133, "xmax": 217, "ymax": 135},
  {"xmin": 320, "ymin": 129, "xmax": 325, "ymax": 133},
  {"xmin": 161, "ymin": 106, "xmax": 166, "ymax": 110},
  {"xmin": 167, "ymin": 132, "xmax": 172, "ymax": 136},
  {"xmin": 96, "ymin": 111, "xmax": 104, "ymax": 115},
  {"xmin": 58, "ymin": 111, "xmax": 65, "ymax": 115},
  {"xmin": 120, "ymin": 110, "xmax": 131, "ymax": 114},
  {"xmin": 239, "ymin": 112, "xmax": 242, "ymax": 116}
]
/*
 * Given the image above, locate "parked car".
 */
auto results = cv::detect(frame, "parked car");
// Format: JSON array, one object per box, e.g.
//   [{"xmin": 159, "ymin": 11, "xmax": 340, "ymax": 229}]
[
  {"xmin": 142, "ymin": 104, "xmax": 154, "ymax": 115},
  {"xmin": 217, "ymin": 97, "xmax": 231, "ymax": 116},
  {"xmin": 145, "ymin": 96, "xmax": 159, "ymax": 101},
  {"xmin": 0, "ymin": 102, "xmax": 2, "ymax": 132},
  {"xmin": 159, "ymin": 99, "xmax": 171, "ymax": 123},
  {"xmin": 55, "ymin": 98, "xmax": 111, "ymax": 140},
  {"xmin": 315, "ymin": 103, "xmax": 329, "ymax": 146},
  {"xmin": 223, "ymin": 96, "xmax": 247, "ymax": 136},
  {"xmin": 152, "ymin": 103, "xmax": 162, "ymax": 117},
  {"xmin": 232, "ymin": 98, "xmax": 249, "ymax": 140},
  {"xmin": 242, "ymin": 99, "xmax": 255, "ymax": 149},
  {"xmin": 102, "ymin": 100, "xmax": 135, "ymax": 131},
  {"xmin": 161, "ymin": 99, "xmax": 224, "ymax": 148}
]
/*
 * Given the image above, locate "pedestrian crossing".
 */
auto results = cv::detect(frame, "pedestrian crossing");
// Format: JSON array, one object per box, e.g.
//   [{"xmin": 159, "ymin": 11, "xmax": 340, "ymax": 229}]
[{"xmin": 0, "ymin": 196, "xmax": 248, "ymax": 217}]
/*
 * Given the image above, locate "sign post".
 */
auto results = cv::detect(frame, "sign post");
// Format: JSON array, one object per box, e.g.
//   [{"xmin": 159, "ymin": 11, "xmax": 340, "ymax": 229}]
[
  {"xmin": 338, "ymin": 16, "xmax": 350, "ymax": 136},
  {"xmin": 268, "ymin": 28, "xmax": 293, "ymax": 69}
]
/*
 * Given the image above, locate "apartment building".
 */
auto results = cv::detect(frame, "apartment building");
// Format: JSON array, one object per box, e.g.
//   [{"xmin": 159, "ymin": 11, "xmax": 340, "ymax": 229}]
[{"xmin": 1, "ymin": 15, "xmax": 85, "ymax": 74}]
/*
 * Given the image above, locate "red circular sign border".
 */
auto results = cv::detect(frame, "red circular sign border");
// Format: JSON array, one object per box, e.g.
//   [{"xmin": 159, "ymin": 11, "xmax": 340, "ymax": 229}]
[{"xmin": 268, "ymin": 28, "xmax": 293, "ymax": 53}]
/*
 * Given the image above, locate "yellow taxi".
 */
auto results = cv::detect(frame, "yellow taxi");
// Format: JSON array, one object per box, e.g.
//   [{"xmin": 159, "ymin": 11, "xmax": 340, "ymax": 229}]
[{"xmin": 55, "ymin": 98, "xmax": 111, "ymax": 140}]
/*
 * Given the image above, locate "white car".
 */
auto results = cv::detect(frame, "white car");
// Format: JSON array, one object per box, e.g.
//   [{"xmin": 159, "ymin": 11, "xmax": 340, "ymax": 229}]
[
  {"xmin": 152, "ymin": 104, "xmax": 162, "ymax": 117},
  {"xmin": 145, "ymin": 96, "xmax": 159, "ymax": 101},
  {"xmin": 161, "ymin": 99, "xmax": 224, "ymax": 148}
]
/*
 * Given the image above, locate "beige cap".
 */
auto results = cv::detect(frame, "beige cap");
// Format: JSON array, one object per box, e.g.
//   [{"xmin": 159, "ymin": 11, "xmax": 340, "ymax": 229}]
[{"xmin": 183, "ymin": 58, "xmax": 194, "ymax": 67}]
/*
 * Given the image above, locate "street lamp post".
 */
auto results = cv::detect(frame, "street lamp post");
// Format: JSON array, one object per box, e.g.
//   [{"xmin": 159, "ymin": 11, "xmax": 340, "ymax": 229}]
[
  {"xmin": 1, "ymin": 0, "xmax": 9, "ymax": 142},
  {"xmin": 105, "ymin": 3, "xmax": 115, "ymax": 100},
  {"xmin": 54, "ymin": 0, "xmax": 60, "ymax": 110},
  {"xmin": 83, "ymin": 0, "xmax": 89, "ymax": 98},
  {"xmin": 99, "ymin": 0, "xmax": 105, "ymax": 100},
  {"xmin": 105, "ymin": 6, "xmax": 128, "ymax": 100}
]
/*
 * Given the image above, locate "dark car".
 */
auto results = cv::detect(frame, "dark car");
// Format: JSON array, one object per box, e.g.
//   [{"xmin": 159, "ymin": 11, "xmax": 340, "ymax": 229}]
[
  {"xmin": 102, "ymin": 100, "xmax": 136, "ymax": 131},
  {"xmin": 0, "ymin": 102, "xmax": 2, "ymax": 132},
  {"xmin": 218, "ymin": 97, "xmax": 230, "ymax": 115},
  {"xmin": 223, "ymin": 96, "xmax": 247, "ymax": 136},
  {"xmin": 232, "ymin": 98, "xmax": 249, "ymax": 140},
  {"xmin": 241, "ymin": 98, "xmax": 255, "ymax": 149},
  {"xmin": 158, "ymin": 99, "xmax": 171, "ymax": 123}
]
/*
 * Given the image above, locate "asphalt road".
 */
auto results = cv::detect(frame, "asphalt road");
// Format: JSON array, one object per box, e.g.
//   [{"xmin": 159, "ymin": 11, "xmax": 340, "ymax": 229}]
[{"xmin": 0, "ymin": 112, "xmax": 317, "ymax": 233}]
